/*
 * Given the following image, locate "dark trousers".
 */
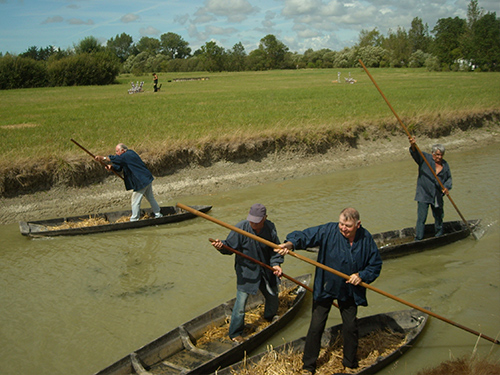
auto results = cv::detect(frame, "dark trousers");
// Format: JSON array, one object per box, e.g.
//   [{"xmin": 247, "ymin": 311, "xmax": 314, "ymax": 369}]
[
  {"xmin": 416, "ymin": 201, "xmax": 444, "ymax": 240},
  {"xmin": 302, "ymin": 298, "xmax": 358, "ymax": 373}
]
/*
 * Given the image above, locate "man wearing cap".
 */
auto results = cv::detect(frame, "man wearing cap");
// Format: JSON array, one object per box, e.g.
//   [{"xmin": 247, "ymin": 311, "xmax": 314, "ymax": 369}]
[{"xmin": 211, "ymin": 204, "xmax": 284, "ymax": 342}]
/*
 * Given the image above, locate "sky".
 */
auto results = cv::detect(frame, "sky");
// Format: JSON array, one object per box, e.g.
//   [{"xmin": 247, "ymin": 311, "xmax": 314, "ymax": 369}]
[{"xmin": 1, "ymin": 0, "xmax": 499, "ymax": 56}]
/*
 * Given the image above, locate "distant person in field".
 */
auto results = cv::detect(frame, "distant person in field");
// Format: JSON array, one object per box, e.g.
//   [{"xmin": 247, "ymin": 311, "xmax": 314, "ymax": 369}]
[
  {"xmin": 409, "ymin": 136, "xmax": 452, "ymax": 240},
  {"xmin": 95, "ymin": 143, "xmax": 162, "ymax": 221},
  {"xmin": 153, "ymin": 73, "xmax": 159, "ymax": 92}
]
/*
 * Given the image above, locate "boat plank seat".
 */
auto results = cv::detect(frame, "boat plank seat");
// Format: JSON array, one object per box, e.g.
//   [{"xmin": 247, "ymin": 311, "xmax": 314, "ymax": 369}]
[
  {"xmin": 156, "ymin": 359, "xmax": 188, "ymax": 374},
  {"xmin": 130, "ymin": 353, "xmax": 153, "ymax": 375},
  {"xmin": 179, "ymin": 326, "xmax": 217, "ymax": 358}
]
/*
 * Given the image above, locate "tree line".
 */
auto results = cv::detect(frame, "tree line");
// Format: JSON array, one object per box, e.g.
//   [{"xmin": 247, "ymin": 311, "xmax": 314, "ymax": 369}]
[{"xmin": 0, "ymin": 0, "xmax": 498, "ymax": 90}]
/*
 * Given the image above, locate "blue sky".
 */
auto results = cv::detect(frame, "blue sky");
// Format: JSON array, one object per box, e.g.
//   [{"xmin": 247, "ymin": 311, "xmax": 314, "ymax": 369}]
[{"xmin": 1, "ymin": 0, "xmax": 499, "ymax": 55}]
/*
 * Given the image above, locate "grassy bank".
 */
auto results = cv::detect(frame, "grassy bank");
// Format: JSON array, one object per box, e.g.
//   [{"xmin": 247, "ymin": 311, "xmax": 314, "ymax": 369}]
[{"xmin": 0, "ymin": 68, "xmax": 499, "ymax": 196}]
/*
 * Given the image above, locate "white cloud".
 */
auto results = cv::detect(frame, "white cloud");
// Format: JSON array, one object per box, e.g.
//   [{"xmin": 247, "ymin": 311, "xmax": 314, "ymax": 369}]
[
  {"xmin": 121, "ymin": 13, "xmax": 140, "ymax": 23},
  {"xmin": 193, "ymin": 7, "xmax": 217, "ymax": 24},
  {"xmin": 174, "ymin": 13, "xmax": 190, "ymax": 25},
  {"xmin": 205, "ymin": 25, "xmax": 238, "ymax": 35},
  {"xmin": 42, "ymin": 16, "xmax": 64, "ymax": 24},
  {"xmin": 68, "ymin": 18, "xmax": 94, "ymax": 25},
  {"xmin": 203, "ymin": 0, "xmax": 259, "ymax": 22},
  {"xmin": 139, "ymin": 26, "xmax": 161, "ymax": 36},
  {"xmin": 282, "ymin": 0, "xmax": 323, "ymax": 16}
]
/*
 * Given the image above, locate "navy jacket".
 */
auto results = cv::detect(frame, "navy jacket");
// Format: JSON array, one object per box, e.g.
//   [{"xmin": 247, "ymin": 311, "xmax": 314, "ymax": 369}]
[
  {"xmin": 410, "ymin": 148, "xmax": 452, "ymax": 207},
  {"xmin": 286, "ymin": 222, "xmax": 382, "ymax": 306},
  {"xmin": 109, "ymin": 150, "xmax": 154, "ymax": 192},
  {"xmin": 220, "ymin": 220, "xmax": 283, "ymax": 295}
]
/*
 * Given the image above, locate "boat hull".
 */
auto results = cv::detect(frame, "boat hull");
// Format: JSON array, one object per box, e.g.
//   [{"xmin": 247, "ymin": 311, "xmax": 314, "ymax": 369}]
[
  {"xmin": 93, "ymin": 274, "xmax": 312, "ymax": 375},
  {"xmin": 306, "ymin": 220, "xmax": 480, "ymax": 259},
  {"xmin": 216, "ymin": 308, "xmax": 429, "ymax": 375},
  {"xmin": 19, "ymin": 205, "xmax": 212, "ymax": 237}
]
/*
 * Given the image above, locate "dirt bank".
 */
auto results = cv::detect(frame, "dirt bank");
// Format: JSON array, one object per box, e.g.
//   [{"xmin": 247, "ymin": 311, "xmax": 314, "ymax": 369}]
[{"xmin": 1, "ymin": 124, "xmax": 499, "ymax": 226}]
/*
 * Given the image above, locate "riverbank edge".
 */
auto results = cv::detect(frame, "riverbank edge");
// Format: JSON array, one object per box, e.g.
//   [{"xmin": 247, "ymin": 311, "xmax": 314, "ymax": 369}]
[
  {"xmin": 1, "ymin": 116, "xmax": 499, "ymax": 225},
  {"xmin": 2, "ymin": 110, "xmax": 499, "ymax": 199}
]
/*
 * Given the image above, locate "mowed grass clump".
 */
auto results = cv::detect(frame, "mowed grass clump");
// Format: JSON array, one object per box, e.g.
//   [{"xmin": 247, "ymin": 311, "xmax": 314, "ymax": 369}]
[{"xmin": 0, "ymin": 69, "xmax": 499, "ymax": 195}]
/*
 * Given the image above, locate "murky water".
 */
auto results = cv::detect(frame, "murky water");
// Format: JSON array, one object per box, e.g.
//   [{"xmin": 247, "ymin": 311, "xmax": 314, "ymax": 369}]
[{"xmin": 1, "ymin": 143, "xmax": 499, "ymax": 375}]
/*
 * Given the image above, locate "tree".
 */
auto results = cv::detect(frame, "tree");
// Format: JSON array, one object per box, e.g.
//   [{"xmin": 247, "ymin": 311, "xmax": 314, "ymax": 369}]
[
  {"xmin": 160, "ymin": 32, "xmax": 191, "ymax": 59},
  {"xmin": 47, "ymin": 51, "xmax": 119, "ymax": 86},
  {"xmin": 301, "ymin": 48, "xmax": 333, "ymax": 68},
  {"xmin": 106, "ymin": 33, "xmax": 135, "ymax": 62},
  {"xmin": 258, "ymin": 34, "xmax": 289, "ymax": 69},
  {"xmin": 470, "ymin": 12, "xmax": 500, "ymax": 70},
  {"xmin": 432, "ymin": 17, "xmax": 467, "ymax": 67},
  {"xmin": 383, "ymin": 27, "xmax": 411, "ymax": 67},
  {"xmin": 333, "ymin": 47, "xmax": 355, "ymax": 68},
  {"xmin": 356, "ymin": 46, "xmax": 387, "ymax": 67},
  {"xmin": 357, "ymin": 28, "xmax": 383, "ymax": 47},
  {"xmin": 461, "ymin": 1, "xmax": 500, "ymax": 71},
  {"xmin": 135, "ymin": 37, "xmax": 161, "ymax": 55},
  {"xmin": 198, "ymin": 41, "xmax": 227, "ymax": 72},
  {"xmin": 228, "ymin": 42, "xmax": 247, "ymax": 71},
  {"xmin": 467, "ymin": 0, "xmax": 484, "ymax": 28},
  {"xmin": 20, "ymin": 46, "xmax": 60, "ymax": 61},
  {"xmin": 408, "ymin": 17, "xmax": 431, "ymax": 53},
  {"xmin": 409, "ymin": 50, "xmax": 431, "ymax": 68},
  {"xmin": 75, "ymin": 36, "xmax": 103, "ymax": 54},
  {"xmin": 122, "ymin": 52, "xmax": 150, "ymax": 74},
  {"xmin": 0, "ymin": 55, "xmax": 48, "ymax": 89}
]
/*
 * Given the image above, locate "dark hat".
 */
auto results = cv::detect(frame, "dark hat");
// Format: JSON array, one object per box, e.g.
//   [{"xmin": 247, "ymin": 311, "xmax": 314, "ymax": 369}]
[{"xmin": 247, "ymin": 203, "xmax": 267, "ymax": 223}]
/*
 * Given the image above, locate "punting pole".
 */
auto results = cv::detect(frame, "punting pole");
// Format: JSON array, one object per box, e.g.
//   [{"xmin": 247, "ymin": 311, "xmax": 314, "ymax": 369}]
[
  {"xmin": 178, "ymin": 203, "xmax": 499, "ymax": 345},
  {"xmin": 358, "ymin": 60, "xmax": 477, "ymax": 240}
]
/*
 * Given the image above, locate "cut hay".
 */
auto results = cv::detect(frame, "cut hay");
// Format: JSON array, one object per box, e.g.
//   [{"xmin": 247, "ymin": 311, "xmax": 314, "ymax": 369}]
[
  {"xmin": 416, "ymin": 355, "xmax": 500, "ymax": 375},
  {"xmin": 47, "ymin": 213, "xmax": 152, "ymax": 230},
  {"xmin": 225, "ymin": 328, "xmax": 407, "ymax": 375},
  {"xmin": 196, "ymin": 285, "xmax": 299, "ymax": 346}
]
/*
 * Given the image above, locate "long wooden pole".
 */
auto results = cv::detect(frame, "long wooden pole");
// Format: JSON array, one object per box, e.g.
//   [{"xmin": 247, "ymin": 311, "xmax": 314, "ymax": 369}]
[
  {"xmin": 358, "ymin": 60, "xmax": 477, "ymax": 239},
  {"xmin": 71, "ymin": 139, "xmax": 124, "ymax": 180},
  {"xmin": 178, "ymin": 203, "xmax": 499, "ymax": 345},
  {"xmin": 208, "ymin": 238, "xmax": 339, "ymax": 309}
]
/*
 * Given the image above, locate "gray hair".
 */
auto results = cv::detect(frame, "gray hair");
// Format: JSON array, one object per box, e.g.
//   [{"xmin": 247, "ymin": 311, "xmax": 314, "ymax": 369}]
[
  {"xmin": 117, "ymin": 143, "xmax": 128, "ymax": 151},
  {"xmin": 432, "ymin": 144, "xmax": 445, "ymax": 155},
  {"xmin": 340, "ymin": 207, "xmax": 360, "ymax": 222}
]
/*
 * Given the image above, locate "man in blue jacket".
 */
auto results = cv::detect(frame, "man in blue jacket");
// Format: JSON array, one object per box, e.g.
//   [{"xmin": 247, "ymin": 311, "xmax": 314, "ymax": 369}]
[
  {"xmin": 409, "ymin": 136, "xmax": 452, "ymax": 240},
  {"xmin": 211, "ymin": 204, "xmax": 284, "ymax": 343},
  {"xmin": 276, "ymin": 207, "xmax": 382, "ymax": 374},
  {"xmin": 95, "ymin": 143, "xmax": 162, "ymax": 221}
]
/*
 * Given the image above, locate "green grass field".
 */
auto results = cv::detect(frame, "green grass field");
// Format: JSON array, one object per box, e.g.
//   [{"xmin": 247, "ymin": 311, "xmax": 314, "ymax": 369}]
[{"xmin": 1, "ymin": 68, "xmax": 499, "ymax": 166}]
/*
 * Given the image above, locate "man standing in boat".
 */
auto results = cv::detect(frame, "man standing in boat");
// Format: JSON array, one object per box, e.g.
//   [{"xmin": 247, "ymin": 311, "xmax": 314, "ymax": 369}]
[
  {"xmin": 211, "ymin": 204, "xmax": 284, "ymax": 343},
  {"xmin": 275, "ymin": 207, "xmax": 382, "ymax": 374},
  {"xmin": 409, "ymin": 136, "xmax": 452, "ymax": 241},
  {"xmin": 95, "ymin": 143, "xmax": 163, "ymax": 221}
]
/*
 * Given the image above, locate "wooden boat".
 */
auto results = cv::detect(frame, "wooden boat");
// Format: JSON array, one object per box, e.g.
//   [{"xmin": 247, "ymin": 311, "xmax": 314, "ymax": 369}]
[
  {"xmin": 216, "ymin": 308, "xmax": 429, "ymax": 375},
  {"xmin": 306, "ymin": 220, "xmax": 480, "ymax": 260},
  {"xmin": 19, "ymin": 205, "xmax": 212, "ymax": 237},
  {"xmin": 93, "ymin": 274, "xmax": 311, "ymax": 375},
  {"xmin": 375, "ymin": 219, "xmax": 480, "ymax": 259}
]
